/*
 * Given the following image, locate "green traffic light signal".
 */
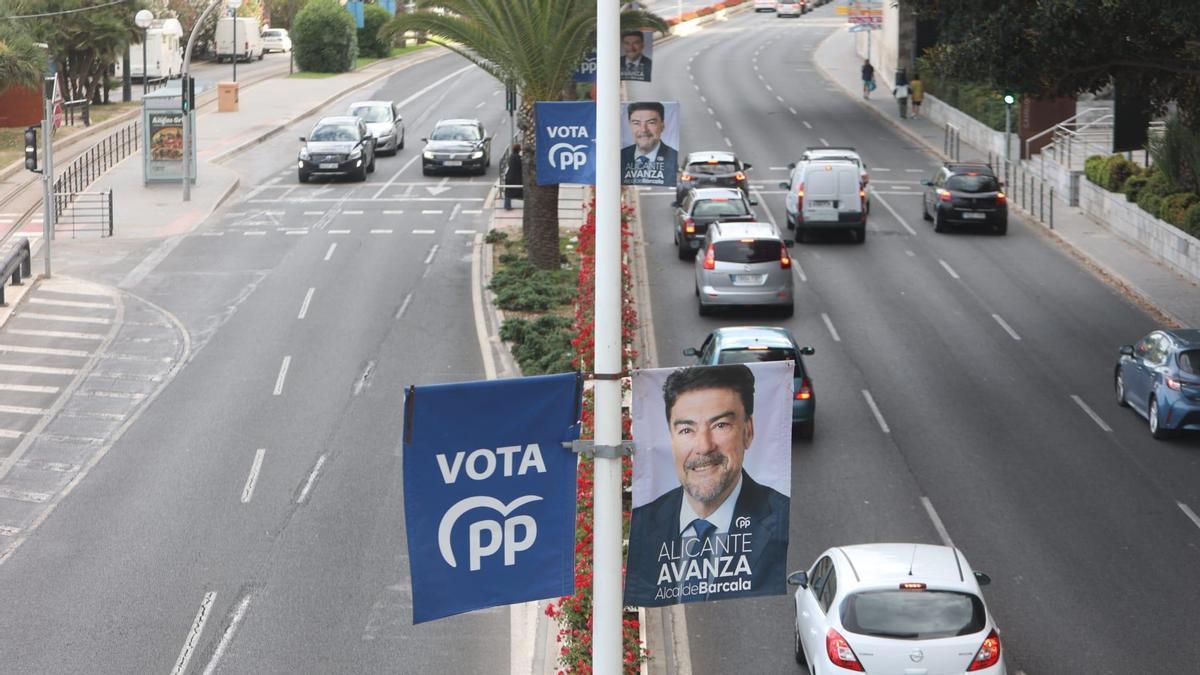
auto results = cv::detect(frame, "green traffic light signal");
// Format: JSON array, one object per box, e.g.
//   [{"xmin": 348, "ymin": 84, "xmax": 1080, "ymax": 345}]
[{"xmin": 1003, "ymin": 93, "xmax": 1016, "ymax": 106}]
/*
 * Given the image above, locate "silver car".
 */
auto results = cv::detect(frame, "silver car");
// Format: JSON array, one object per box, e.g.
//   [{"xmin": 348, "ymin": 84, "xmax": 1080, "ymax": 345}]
[
  {"xmin": 695, "ymin": 221, "xmax": 795, "ymax": 317},
  {"xmin": 349, "ymin": 100, "xmax": 405, "ymax": 155}
]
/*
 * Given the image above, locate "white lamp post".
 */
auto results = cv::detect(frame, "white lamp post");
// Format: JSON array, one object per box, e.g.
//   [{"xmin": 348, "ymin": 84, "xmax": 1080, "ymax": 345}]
[
  {"xmin": 134, "ymin": 9, "xmax": 154, "ymax": 96},
  {"xmin": 227, "ymin": 0, "xmax": 243, "ymax": 82}
]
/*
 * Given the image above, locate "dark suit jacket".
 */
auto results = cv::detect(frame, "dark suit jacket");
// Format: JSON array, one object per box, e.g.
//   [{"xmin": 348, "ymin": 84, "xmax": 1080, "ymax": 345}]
[
  {"xmin": 620, "ymin": 142, "xmax": 678, "ymax": 186},
  {"xmin": 620, "ymin": 56, "xmax": 652, "ymax": 82},
  {"xmin": 624, "ymin": 470, "xmax": 790, "ymax": 607}
]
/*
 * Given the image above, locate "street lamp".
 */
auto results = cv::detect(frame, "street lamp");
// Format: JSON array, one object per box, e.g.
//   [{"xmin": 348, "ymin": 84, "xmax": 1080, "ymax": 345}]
[
  {"xmin": 227, "ymin": 0, "xmax": 243, "ymax": 82},
  {"xmin": 1003, "ymin": 92, "xmax": 1016, "ymax": 169},
  {"xmin": 134, "ymin": 9, "xmax": 154, "ymax": 96}
]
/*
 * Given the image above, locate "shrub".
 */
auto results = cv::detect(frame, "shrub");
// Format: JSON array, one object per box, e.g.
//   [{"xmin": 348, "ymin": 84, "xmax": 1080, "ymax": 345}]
[
  {"xmin": 1124, "ymin": 174, "xmax": 1149, "ymax": 202},
  {"xmin": 1149, "ymin": 117, "xmax": 1200, "ymax": 195},
  {"xmin": 1142, "ymin": 169, "xmax": 1176, "ymax": 198},
  {"xmin": 1137, "ymin": 192, "xmax": 1163, "ymax": 220},
  {"xmin": 292, "ymin": 0, "xmax": 358, "ymax": 73},
  {"xmin": 1106, "ymin": 155, "xmax": 1140, "ymax": 192},
  {"xmin": 358, "ymin": 3, "xmax": 392, "ymax": 58},
  {"xmin": 488, "ymin": 256, "xmax": 575, "ymax": 311},
  {"xmin": 499, "ymin": 316, "xmax": 575, "ymax": 375},
  {"xmin": 1160, "ymin": 192, "xmax": 1199, "ymax": 226},
  {"xmin": 1183, "ymin": 202, "xmax": 1200, "ymax": 237},
  {"xmin": 1084, "ymin": 154, "xmax": 1107, "ymax": 187}
]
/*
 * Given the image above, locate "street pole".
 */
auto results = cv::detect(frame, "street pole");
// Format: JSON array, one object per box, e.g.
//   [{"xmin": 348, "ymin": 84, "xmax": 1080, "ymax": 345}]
[
  {"xmin": 182, "ymin": 0, "xmax": 222, "ymax": 202},
  {"xmin": 593, "ymin": 0, "xmax": 622, "ymax": 671},
  {"xmin": 142, "ymin": 30, "xmax": 148, "ymax": 96},
  {"xmin": 121, "ymin": 50, "xmax": 131, "ymax": 102},
  {"xmin": 1003, "ymin": 94, "xmax": 1014, "ymax": 168},
  {"xmin": 41, "ymin": 77, "xmax": 54, "ymax": 278},
  {"xmin": 232, "ymin": 14, "xmax": 238, "ymax": 82}
]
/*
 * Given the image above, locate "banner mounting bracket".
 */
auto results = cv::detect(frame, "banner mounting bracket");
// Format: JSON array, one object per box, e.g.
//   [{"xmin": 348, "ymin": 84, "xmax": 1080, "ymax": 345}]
[{"xmin": 563, "ymin": 440, "xmax": 634, "ymax": 459}]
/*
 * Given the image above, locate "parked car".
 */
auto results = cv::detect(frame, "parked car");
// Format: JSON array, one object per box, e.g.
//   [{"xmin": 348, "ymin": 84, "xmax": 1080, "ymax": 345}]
[
  {"xmin": 921, "ymin": 162, "xmax": 1008, "ymax": 234},
  {"xmin": 261, "ymin": 28, "xmax": 292, "ymax": 53},
  {"xmin": 1116, "ymin": 329, "xmax": 1200, "ymax": 439},
  {"xmin": 789, "ymin": 544, "xmax": 1006, "ymax": 674},
  {"xmin": 684, "ymin": 326, "xmax": 816, "ymax": 438},
  {"xmin": 753, "ymin": 0, "xmax": 777, "ymax": 10},
  {"xmin": 776, "ymin": 0, "xmax": 805, "ymax": 17},
  {"xmin": 695, "ymin": 220, "xmax": 794, "ymax": 317},
  {"xmin": 297, "ymin": 116, "xmax": 376, "ymax": 182},
  {"xmin": 349, "ymin": 100, "xmax": 405, "ymax": 155},
  {"xmin": 780, "ymin": 159, "xmax": 867, "ymax": 243},
  {"xmin": 674, "ymin": 187, "xmax": 758, "ymax": 260},
  {"xmin": 676, "ymin": 151, "xmax": 753, "ymax": 204},
  {"xmin": 422, "ymin": 118, "xmax": 491, "ymax": 175},
  {"xmin": 796, "ymin": 146, "xmax": 870, "ymax": 212}
]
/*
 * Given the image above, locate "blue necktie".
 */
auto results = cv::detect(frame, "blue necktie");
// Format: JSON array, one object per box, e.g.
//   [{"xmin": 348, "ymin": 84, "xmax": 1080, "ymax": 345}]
[
  {"xmin": 688, "ymin": 518, "xmax": 718, "ymax": 600},
  {"xmin": 636, "ymin": 155, "xmax": 650, "ymax": 168}
]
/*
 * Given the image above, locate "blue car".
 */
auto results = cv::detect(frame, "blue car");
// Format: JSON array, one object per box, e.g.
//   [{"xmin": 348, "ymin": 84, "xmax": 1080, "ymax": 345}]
[
  {"xmin": 683, "ymin": 326, "xmax": 816, "ymax": 439},
  {"xmin": 1115, "ymin": 329, "xmax": 1200, "ymax": 439}
]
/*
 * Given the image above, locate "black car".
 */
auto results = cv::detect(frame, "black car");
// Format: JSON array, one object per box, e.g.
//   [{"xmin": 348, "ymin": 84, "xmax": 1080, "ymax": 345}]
[
  {"xmin": 422, "ymin": 118, "xmax": 492, "ymax": 175},
  {"xmin": 921, "ymin": 163, "xmax": 1008, "ymax": 234},
  {"xmin": 676, "ymin": 150, "xmax": 753, "ymax": 204},
  {"xmin": 673, "ymin": 187, "xmax": 757, "ymax": 260},
  {"xmin": 297, "ymin": 116, "xmax": 376, "ymax": 182}
]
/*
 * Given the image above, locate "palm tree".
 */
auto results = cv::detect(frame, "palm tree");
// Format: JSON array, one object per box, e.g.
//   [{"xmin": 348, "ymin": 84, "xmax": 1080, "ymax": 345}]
[
  {"xmin": 0, "ymin": 24, "xmax": 45, "ymax": 91},
  {"xmin": 382, "ymin": 0, "xmax": 667, "ymax": 269}
]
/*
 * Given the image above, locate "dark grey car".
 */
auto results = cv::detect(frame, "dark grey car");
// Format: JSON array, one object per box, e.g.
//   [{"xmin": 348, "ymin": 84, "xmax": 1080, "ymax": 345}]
[
  {"xmin": 422, "ymin": 118, "xmax": 492, "ymax": 175},
  {"xmin": 297, "ymin": 116, "xmax": 376, "ymax": 183},
  {"xmin": 673, "ymin": 187, "xmax": 757, "ymax": 260}
]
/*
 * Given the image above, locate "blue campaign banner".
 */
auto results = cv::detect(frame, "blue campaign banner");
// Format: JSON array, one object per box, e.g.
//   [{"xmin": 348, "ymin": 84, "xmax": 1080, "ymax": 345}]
[
  {"xmin": 403, "ymin": 373, "xmax": 582, "ymax": 623},
  {"xmin": 535, "ymin": 102, "xmax": 596, "ymax": 186},
  {"xmin": 572, "ymin": 51, "xmax": 597, "ymax": 82}
]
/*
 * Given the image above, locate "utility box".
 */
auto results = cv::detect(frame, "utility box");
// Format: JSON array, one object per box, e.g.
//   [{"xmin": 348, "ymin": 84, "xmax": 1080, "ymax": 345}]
[{"xmin": 218, "ymin": 81, "xmax": 239, "ymax": 113}]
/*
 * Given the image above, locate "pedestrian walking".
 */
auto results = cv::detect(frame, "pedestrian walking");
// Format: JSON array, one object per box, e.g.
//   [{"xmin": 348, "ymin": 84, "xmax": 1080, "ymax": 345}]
[
  {"xmin": 893, "ymin": 70, "xmax": 910, "ymax": 119},
  {"xmin": 861, "ymin": 60, "xmax": 875, "ymax": 99},
  {"xmin": 910, "ymin": 73, "xmax": 924, "ymax": 118},
  {"xmin": 503, "ymin": 143, "xmax": 523, "ymax": 210}
]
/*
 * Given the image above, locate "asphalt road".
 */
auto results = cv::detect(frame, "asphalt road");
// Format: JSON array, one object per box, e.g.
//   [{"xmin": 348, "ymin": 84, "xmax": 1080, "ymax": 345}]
[
  {"xmin": 0, "ymin": 51, "xmax": 512, "ymax": 673},
  {"xmin": 632, "ymin": 7, "xmax": 1200, "ymax": 675}
]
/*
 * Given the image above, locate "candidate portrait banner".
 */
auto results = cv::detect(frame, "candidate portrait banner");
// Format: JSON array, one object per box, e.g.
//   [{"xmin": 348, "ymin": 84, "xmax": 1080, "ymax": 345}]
[
  {"xmin": 620, "ymin": 30, "xmax": 654, "ymax": 82},
  {"xmin": 403, "ymin": 372, "xmax": 582, "ymax": 623},
  {"xmin": 624, "ymin": 362, "xmax": 793, "ymax": 607},
  {"xmin": 621, "ymin": 101, "xmax": 679, "ymax": 187},
  {"xmin": 535, "ymin": 101, "xmax": 596, "ymax": 186}
]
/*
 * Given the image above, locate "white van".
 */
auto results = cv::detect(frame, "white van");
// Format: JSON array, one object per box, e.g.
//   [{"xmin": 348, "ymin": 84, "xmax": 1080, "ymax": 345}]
[
  {"xmin": 215, "ymin": 17, "xmax": 264, "ymax": 63},
  {"xmin": 118, "ymin": 18, "xmax": 184, "ymax": 80},
  {"xmin": 780, "ymin": 160, "xmax": 867, "ymax": 243}
]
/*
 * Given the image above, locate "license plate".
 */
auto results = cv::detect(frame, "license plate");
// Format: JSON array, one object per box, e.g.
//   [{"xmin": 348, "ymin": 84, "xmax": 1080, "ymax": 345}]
[
  {"xmin": 444, "ymin": 160, "xmax": 462, "ymax": 166},
  {"xmin": 731, "ymin": 274, "xmax": 767, "ymax": 286},
  {"xmin": 962, "ymin": 212, "xmax": 986, "ymax": 219},
  {"xmin": 319, "ymin": 163, "xmax": 338, "ymax": 169},
  {"xmin": 811, "ymin": 200, "xmax": 834, "ymax": 207}
]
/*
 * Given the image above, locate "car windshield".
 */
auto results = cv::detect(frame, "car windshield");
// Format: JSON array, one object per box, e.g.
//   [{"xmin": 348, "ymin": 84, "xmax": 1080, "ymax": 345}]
[
  {"xmin": 717, "ymin": 347, "xmax": 802, "ymax": 377},
  {"xmin": 352, "ymin": 106, "xmax": 392, "ymax": 123},
  {"xmin": 712, "ymin": 239, "xmax": 779, "ymax": 264},
  {"xmin": 431, "ymin": 125, "xmax": 480, "ymax": 141},
  {"xmin": 946, "ymin": 174, "xmax": 999, "ymax": 192},
  {"xmin": 1179, "ymin": 350, "xmax": 1199, "ymax": 375},
  {"xmin": 693, "ymin": 199, "xmax": 750, "ymax": 218},
  {"xmin": 841, "ymin": 590, "xmax": 986, "ymax": 640},
  {"xmin": 310, "ymin": 125, "xmax": 358, "ymax": 142},
  {"xmin": 688, "ymin": 161, "xmax": 739, "ymax": 176}
]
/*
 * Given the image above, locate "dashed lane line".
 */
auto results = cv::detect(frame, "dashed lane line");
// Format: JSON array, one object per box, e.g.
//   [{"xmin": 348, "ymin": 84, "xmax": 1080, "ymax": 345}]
[
  {"xmin": 17, "ymin": 313, "xmax": 110, "ymax": 325},
  {"xmin": 1071, "ymin": 395, "xmax": 1111, "ymax": 432}
]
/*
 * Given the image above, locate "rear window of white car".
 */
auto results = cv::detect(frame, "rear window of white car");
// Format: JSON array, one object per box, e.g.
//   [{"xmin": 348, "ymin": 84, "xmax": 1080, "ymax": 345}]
[
  {"xmin": 688, "ymin": 161, "xmax": 739, "ymax": 176},
  {"xmin": 841, "ymin": 590, "xmax": 986, "ymax": 639},
  {"xmin": 712, "ymin": 239, "xmax": 779, "ymax": 264},
  {"xmin": 693, "ymin": 198, "xmax": 749, "ymax": 218}
]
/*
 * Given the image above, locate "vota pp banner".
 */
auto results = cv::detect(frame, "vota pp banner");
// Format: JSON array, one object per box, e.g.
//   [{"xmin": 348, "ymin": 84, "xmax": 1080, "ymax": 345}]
[
  {"xmin": 535, "ymin": 101, "xmax": 596, "ymax": 186},
  {"xmin": 402, "ymin": 373, "xmax": 582, "ymax": 623}
]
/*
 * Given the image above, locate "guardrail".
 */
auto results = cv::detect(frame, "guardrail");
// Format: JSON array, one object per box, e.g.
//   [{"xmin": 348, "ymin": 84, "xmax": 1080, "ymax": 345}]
[
  {"xmin": 62, "ymin": 99, "xmax": 91, "ymax": 127},
  {"xmin": 994, "ymin": 157, "xmax": 1055, "ymax": 229},
  {"xmin": 53, "ymin": 121, "xmax": 139, "ymax": 220},
  {"xmin": 54, "ymin": 190, "xmax": 113, "ymax": 238},
  {"xmin": 0, "ymin": 237, "xmax": 32, "ymax": 306},
  {"xmin": 944, "ymin": 123, "xmax": 961, "ymax": 161}
]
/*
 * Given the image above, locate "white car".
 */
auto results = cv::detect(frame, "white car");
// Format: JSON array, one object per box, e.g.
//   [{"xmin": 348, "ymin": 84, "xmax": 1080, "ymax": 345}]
[
  {"xmin": 789, "ymin": 544, "xmax": 1006, "ymax": 674},
  {"xmin": 794, "ymin": 145, "xmax": 871, "ymax": 212},
  {"xmin": 776, "ymin": 0, "xmax": 805, "ymax": 16},
  {"xmin": 754, "ymin": 0, "xmax": 777, "ymax": 11},
  {"xmin": 261, "ymin": 28, "xmax": 292, "ymax": 53}
]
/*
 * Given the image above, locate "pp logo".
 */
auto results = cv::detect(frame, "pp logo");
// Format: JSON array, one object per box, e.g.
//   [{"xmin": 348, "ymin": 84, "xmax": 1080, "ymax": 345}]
[
  {"xmin": 577, "ymin": 55, "xmax": 597, "ymax": 74},
  {"xmin": 548, "ymin": 143, "xmax": 589, "ymax": 171},
  {"xmin": 735, "ymin": 516, "xmax": 751, "ymax": 529},
  {"xmin": 438, "ymin": 495, "xmax": 541, "ymax": 571}
]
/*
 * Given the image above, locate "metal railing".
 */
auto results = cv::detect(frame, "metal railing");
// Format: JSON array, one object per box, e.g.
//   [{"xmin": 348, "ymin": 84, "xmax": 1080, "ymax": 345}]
[
  {"xmin": 54, "ymin": 191, "xmax": 113, "ymax": 238},
  {"xmin": 53, "ymin": 120, "xmax": 139, "ymax": 220},
  {"xmin": 944, "ymin": 123, "xmax": 961, "ymax": 161},
  {"xmin": 1023, "ymin": 107, "xmax": 1109, "ymax": 162},
  {"xmin": 997, "ymin": 158, "xmax": 1055, "ymax": 229},
  {"xmin": 62, "ymin": 99, "xmax": 91, "ymax": 127},
  {"xmin": 0, "ymin": 237, "xmax": 32, "ymax": 306}
]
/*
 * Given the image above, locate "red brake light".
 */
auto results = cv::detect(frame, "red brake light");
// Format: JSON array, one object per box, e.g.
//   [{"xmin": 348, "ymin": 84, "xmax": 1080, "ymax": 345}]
[
  {"xmin": 1166, "ymin": 376, "xmax": 1182, "ymax": 391},
  {"xmin": 794, "ymin": 378, "xmax": 812, "ymax": 400},
  {"xmin": 734, "ymin": 171, "xmax": 746, "ymax": 181},
  {"xmin": 780, "ymin": 243, "xmax": 791, "ymax": 269},
  {"xmin": 681, "ymin": 172, "xmax": 693, "ymax": 181},
  {"xmin": 967, "ymin": 629, "xmax": 1001, "ymax": 671},
  {"xmin": 825, "ymin": 628, "xmax": 864, "ymax": 671},
  {"xmin": 684, "ymin": 217, "xmax": 695, "ymax": 234},
  {"xmin": 995, "ymin": 192, "xmax": 1006, "ymax": 204},
  {"xmin": 703, "ymin": 244, "xmax": 715, "ymax": 270},
  {"xmin": 711, "ymin": 197, "xmax": 729, "ymax": 202},
  {"xmin": 937, "ymin": 189, "xmax": 952, "ymax": 202},
  {"xmin": 861, "ymin": 172, "xmax": 869, "ymax": 185},
  {"xmin": 899, "ymin": 582, "xmax": 926, "ymax": 590}
]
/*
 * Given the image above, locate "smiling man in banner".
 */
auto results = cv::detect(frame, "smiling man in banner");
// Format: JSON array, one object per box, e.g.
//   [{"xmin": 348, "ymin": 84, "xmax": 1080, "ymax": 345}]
[
  {"xmin": 620, "ymin": 101, "xmax": 678, "ymax": 187},
  {"xmin": 624, "ymin": 363, "xmax": 792, "ymax": 607}
]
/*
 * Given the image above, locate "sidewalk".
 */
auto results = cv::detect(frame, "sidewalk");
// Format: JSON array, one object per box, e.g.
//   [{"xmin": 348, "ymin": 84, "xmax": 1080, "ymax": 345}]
[{"xmin": 813, "ymin": 27, "xmax": 1200, "ymax": 329}]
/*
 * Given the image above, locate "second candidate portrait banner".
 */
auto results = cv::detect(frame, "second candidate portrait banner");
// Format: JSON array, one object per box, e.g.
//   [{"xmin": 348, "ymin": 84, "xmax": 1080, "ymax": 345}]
[
  {"xmin": 621, "ymin": 101, "xmax": 679, "ymax": 187},
  {"xmin": 624, "ymin": 362, "xmax": 793, "ymax": 607}
]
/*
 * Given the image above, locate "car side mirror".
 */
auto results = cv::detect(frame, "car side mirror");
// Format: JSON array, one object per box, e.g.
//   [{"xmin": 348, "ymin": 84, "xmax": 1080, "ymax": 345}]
[
  {"xmin": 974, "ymin": 571, "xmax": 991, "ymax": 586},
  {"xmin": 396, "ymin": 115, "xmax": 403, "ymax": 123},
  {"xmin": 800, "ymin": 346, "xmax": 814, "ymax": 355},
  {"xmin": 787, "ymin": 571, "xmax": 808, "ymax": 588},
  {"xmin": 749, "ymin": 198, "xmax": 759, "ymax": 206},
  {"xmin": 299, "ymin": 136, "xmax": 306, "ymax": 142},
  {"xmin": 743, "ymin": 163, "xmax": 753, "ymax": 170},
  {"xmin": 778, "ymin": 181, "xmax": 790, "ymax": 189},
  {"xmin": 784, "ymin": 238, "xmax": 794, "ymax": 247},
  {"xmin": 421, "ymin": 137, "xmax": 428, "ymax": 142},
  {"xmin": 787, "ymin": 162, "xmax": 796, "ymax": 169},
  {"xmin": 920, "ymin": 179, "xmax": 932, "ymax": 186},
  {"xmin": 1119, "ymin": 345, "xmax": 1134, "ymax": 357},
  {"xmin": 671, "ymin": 200, "xmax": 679, "ymax": 208},
  {"xmin": 682, "ymin": 347, "xmax": 699, "ymax": 357}
]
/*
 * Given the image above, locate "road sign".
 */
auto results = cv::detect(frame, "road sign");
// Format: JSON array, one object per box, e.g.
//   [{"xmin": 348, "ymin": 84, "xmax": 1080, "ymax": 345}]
[{"xmin": 848, "ymin": 24, "xmax": 878, "ymax": 32}]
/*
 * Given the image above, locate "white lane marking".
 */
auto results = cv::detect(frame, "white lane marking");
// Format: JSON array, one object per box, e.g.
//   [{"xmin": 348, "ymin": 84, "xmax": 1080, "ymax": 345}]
[
  {"xmin": 0, "ymin": 344, "xmax": 89, "ymax": 357},
  {"xmin": 905, "ymin": 249, "xmax": 916, "ymax": 257},
  {"xmin": 792, "ymin": 260, "xmax": 807, "ymax": 283},
  {"xmin": 921, "ymin": 497, "xmax": 955, "ymax": 547},
  {"xmin": 297, "ymin": 454, "xmax": 327, "ymax": 504},
  {"xmin": 0, "ymin": 383, "xmax": 58, "ymax": 394},
  {"xmin": 353, "ymin": 361, "xmax": 376, "ymax": 396},
  {"xmin": 715, "ymin": 121, "xmax": 723, "ymax": 130},
  {"xmin": 413, "ymin": 229, "xmax": 435, "ymax": 234},
  {"xmin": 992, "ymin": 314, "xmax": 1022, "ymax": 341},
  {"xmin": 0, "ymin": 404, "xmax": 46, "ymax": 415},
  {"xmin": 424, "ymin": 245, "xmax": 439, "ymax": 265},
  {"xmin": 200, "ymin": 594, "xmax": 253, "ymax": 675},
  {"xmin": 707, "ymin": 107, "xmax": 714, "ymax": 115},
  {"xmin": 862, "ymin": 389, "xmax": 890, "ymax": 433},
  {"xmin": 889, "ymin": 185, "xmax": 911, "ymax": 190},
  {"xmin": 370, "ymin": 229, "xmax": 395, "ymax": 234},
  {"xmin": 0, "ymin": 363, "xmax": 77, "ymax": 375},
  {"xmin": 200, "ymin": 232, "xmax": 224, "ymax": 237},
  {"xmin": 803, "ymin": 121, "xmax": 813, "ymax": 129},
  {"xmin": 1177, "ymin": 502, "xmax": 1200, "ymax": 532},
  {"xmin": 819, "ymin": 138, "xmax": 829, "ymax": 146},
  {"xmin": 471, "ymin": 233, "xmax": 498, "ymax": 380},
  {"xmin": 724, "ymin": 137, "xmax": 732, "ymax": 147},
  {"xmin": 18, "ymin": 312, "xmax": 110, "ymax": 325},
  {"xmin": 422, "ymin": 209, "xmax": 443, "ymax": 215},
  {"xmin": 873, "ymin": 192, "xmax": 918, "ymax": 236},
  {"xmin": 700, "ymin": 95, "xmax": 707, "ymax": 103},
  {"xmin": 323, "ymin": 243, "xmax": 337, "ymax": 261},
  {"xmin": 383, "ymin": 210, "xmax": 404, "ymax": 215},
  {"xmin": 776, "ymin": 95, "xmax": 784, "ymax": 103},
  {"xmin": 30, "ymin": 298, "xmax": 112, "ymax": 309},
  {"xmin": 905, "ymin": 169, "xmax": 926, "ymax": 173},
  {"xmin": 243, "ymin": 231, "xmax": 266, "ymax": 236},
  {"xmin": 0, "ymin": 429, "xmax": 22, "ymax": 439},
  {"xmin": 241, "ymin": 449, "xmax": 266, "ymax": 503},
  {"xmin": 343, "ymin": 210, "xmax": 364, "ymax": 215},
  {"xmin": 765, "ymin": 84, "xmax": 774, "ymax": 92},
  {"xmin": 283, "ymin": 230, "xmax": 306, "ymax": 236},
  {"xmin": 273, "ymin": 356, "xmax": 291, "ymax": 396},
  {"xmin": 328, "ymin": 229, "xmax": 351, "ymax": 234},
  {"xmin": 873, "ymin": 167, "xmax": 892, "ymax": 172},
  {"xmin": 475, "ymin": 101, "xmax": 485, "ymax": 109},
  {"xmin": 821, "ymin": 313, "xmax": 841, "ymax": 342},
  {"xmin": 462, "ymin": 209, "xmax": 482, "ymax": 215},
  {"xmin": 789, "ymin": 107, "xmax": 798, "ymax": 115},
  {"xmin": 170, "ymin": 591, "xmax": 217, "ymax": 675},
  {"xmin": 303, "ymin": 210, "xmax": 323, "ymax": 215},
  {"xmin": 938, "ymin": 259, "xmax": 960, "ymax": 279},
  {"xmin": 455, "ymin": 229, "xmax": 476, "ymax": 234},
  {"xmin": 298, "ymin": 288, "xmax": 315, "ymax": 319},
  {"xmin": 449, "ymin": 203, "xmax": 462, "ymax": 221},
  {"xmin": 1071, "ymin": 395, "xmax": 1112, "ymax": 432},
  {"xmin": 395, "ymin": 293, "xmax": 413, "ymax": 320}
]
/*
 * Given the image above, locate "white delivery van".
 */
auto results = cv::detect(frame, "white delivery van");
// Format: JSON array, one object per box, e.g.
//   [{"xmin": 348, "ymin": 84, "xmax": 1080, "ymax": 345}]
[
  {"xmin": 780, "ymin": 160, "xmax": 867, "ymax": 243},
  {"xmin": 215, "ymin": 17, "xmax": 264, "ymax": 63},
  {"xmin": 119, "ymin": 18, "xmax": 184, "ymax": 80}
]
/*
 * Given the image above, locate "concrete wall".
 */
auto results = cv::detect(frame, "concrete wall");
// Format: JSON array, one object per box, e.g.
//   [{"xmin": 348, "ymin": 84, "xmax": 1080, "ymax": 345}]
[
  {"xmin": 918, "ymin": 93, "xmax": 1010, "ymax": 160},
  {"xmin": 1079, "ymin": 179, "xmax": 1200, "ymax": 283}
]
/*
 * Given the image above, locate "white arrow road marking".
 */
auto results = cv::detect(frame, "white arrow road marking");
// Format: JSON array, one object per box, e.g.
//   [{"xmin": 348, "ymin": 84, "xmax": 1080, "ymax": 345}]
[{"xmin": 426, "ymin": 177, "xmax": 451, "ymax": 196}]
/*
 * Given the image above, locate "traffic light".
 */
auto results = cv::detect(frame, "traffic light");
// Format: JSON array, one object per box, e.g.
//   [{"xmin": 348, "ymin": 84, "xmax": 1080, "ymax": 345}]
[
  {"xmin": 23, "ymin": 127, "xmax": 39, "ymax": 173},
  {"xmin": 1003, "ymin": 93, "xmax": 1016, "ymax": 106},
  {"xmin": 181, "ymin": 75, "xmax": 195, "ymax": 113}
]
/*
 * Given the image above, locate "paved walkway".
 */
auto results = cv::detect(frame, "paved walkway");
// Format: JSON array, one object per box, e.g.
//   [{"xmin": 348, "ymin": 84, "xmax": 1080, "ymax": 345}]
[{"xmin": 813, "ymin": 27, "xmax": 1200, "ymax": 328}]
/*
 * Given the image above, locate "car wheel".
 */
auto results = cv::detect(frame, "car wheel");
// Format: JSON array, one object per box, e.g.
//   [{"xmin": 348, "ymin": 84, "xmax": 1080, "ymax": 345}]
[
  {"xmin": 795, "ymin": 228, "xmax": 807, "ymax": 243},
  {"xmin": 795, "ymin": 419, "xmax": 814, "ymax": 441},
  {"xmin": 422, "ymin": 166, "xmax": 432, "ymax": 176},
  {"xmin": 1149, "ymin": 396, "xmax": 1172, "ymax": 439},
  {"xmin": 398, "ymin": 133, "xmax": 405, "ymax": 151},
  {"xmin": 694, "ymin": 283, "xmax": 699, "ymax": 297},
  {"xmin": 922, "ymin": 201, "xmax": 932, "ymax": 221},
  {"xmin": 678, "ymin": 241, "xmax": 693, "ymax": 261},
  {"xmin": 933, "ymin": 211, "xmax": 947, "ymax": 233},
  {"xmin": 780, "ymin": 302, "xmax": 794, "ymax": 318},
  {"xmin": 994, "ymin": 220, "xmax": 1008, "ymax": 235},
  {"xmin": 785, "ymin": 212, "xmax": 796, "ymax": 230},
  {"xmin": 367, "ymin": 155, "xmax": 376, "ymax": 173},
  {"xmin": 356, "ymin": 164, "xmax": 368, "ymax": 182},
  {"xmin": 298, "ymin": 171, "xmax": 309, "ymax": 183},
  {"xmin": 855, "ymin": 226, "xmax": 866, "ymax": 243},
  {"xmin": 698, "ymin": 300, "xmax": 712, "ymax": 316},
  {"xmin": 1116, "ymin": 370, "xmax": 1129, "ymax": 407},
  {"xmin": 794, "ymin": 623, "xmax": 808, "ymax": 665}
]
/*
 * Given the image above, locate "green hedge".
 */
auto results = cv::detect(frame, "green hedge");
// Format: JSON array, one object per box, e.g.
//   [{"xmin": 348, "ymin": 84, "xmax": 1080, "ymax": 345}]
[
  {"xmin": 358, "ymin": 3, "xmax": 392, "ymax": 58},
  {"xmin": 499, "ymin": 316, "xmax": 575, "ymax": 375},
  {"xmin": 292, "ymin": 0, "xmax": 358, "ymax": 73},
  {"xmin": 1183, "ymin": 203, "xmax": 1200, "ymax": 237},
  {"xmin": 920, "ymin": 76, "xmax": 1010, "ymax": 131},
  {"xmin": 1085, "ymin": 153, "xmax": 1143, "ymax": 193}
]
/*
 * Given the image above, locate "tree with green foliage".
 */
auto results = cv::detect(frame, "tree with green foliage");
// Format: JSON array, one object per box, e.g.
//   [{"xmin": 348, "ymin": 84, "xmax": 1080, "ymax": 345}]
[
  {"xmin": 909, "ymin": 0, "xmax": 1200, "ymax": 130},
  {"xmin": 0, "ymin": 23, "xmax": 45, "ymax": 91},
  {"xmin": 381, "ymin": 0, "xmax": 668, "ymax": 269},
  {"xmin": 358, "ymin": 3, "xmax": 393, "ymax": 59},
  {"xmin": 292, "ymin": 0, "xmax": 358, "ymax": 73}
]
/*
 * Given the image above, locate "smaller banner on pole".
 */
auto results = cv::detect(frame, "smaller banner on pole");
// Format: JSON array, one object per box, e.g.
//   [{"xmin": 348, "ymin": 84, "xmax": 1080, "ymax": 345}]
[
  {"xmin": 535, "ymin": 101, "xmax": 596, "ymax": 185},
  {"xmin": 403, "ymin": 373, "xmax": 582, "ymax": 623},
  {"xmin": 572, "ymin": 50, "xmax": 597, "ymax": 83},
  {"xmin": 620, "ymin": 30, "xmax": 654, "ymax": 82}
]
